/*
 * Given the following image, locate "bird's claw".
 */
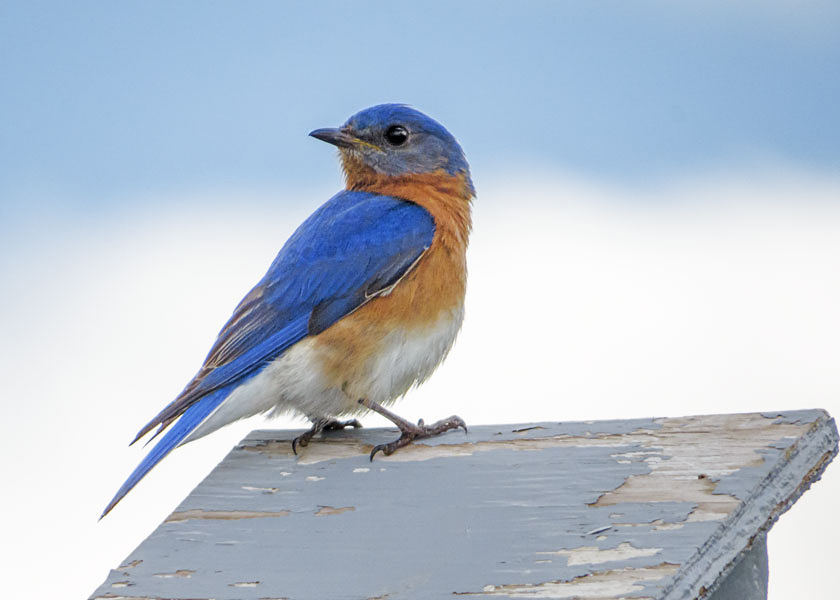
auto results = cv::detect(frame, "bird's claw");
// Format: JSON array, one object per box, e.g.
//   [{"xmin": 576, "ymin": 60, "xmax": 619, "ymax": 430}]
[
  {"xmin": 292, "ymin": 418, "xmax": 363, "ymax": 455},
  {"xmin": 369, "ymin": 432, "xmax": 414, "ymax": 461},
  {"xmin": 291, "ymin": 433, "xmax": 310, "ymax": 455},
  {"xmin": 369, "ymin": 415, "xmax": 467, "ymax": 461}
]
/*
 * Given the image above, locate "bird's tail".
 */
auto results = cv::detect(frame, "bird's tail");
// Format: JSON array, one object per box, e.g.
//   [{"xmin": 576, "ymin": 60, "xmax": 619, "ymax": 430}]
[{"xmin": 100, "ymin": 389, "xmax": 228, "ymax": 519}]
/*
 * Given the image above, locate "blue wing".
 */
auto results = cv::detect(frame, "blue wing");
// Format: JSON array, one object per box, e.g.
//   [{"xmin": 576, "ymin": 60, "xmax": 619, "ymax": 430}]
[{"xmin": 102, "ymin": 191, "xmax": 435, "ymax": 517}]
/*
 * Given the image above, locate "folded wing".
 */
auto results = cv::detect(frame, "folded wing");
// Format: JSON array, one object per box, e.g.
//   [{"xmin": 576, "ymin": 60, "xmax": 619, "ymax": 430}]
[{"xmin": 102, "ymin": 191, "xmax": 435, "ymax": 517}]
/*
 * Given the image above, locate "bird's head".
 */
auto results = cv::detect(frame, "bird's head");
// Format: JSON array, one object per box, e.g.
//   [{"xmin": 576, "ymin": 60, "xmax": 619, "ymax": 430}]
[{"xmin": 310, "ymin": 104, "xmax": 473, "ymax": 193}]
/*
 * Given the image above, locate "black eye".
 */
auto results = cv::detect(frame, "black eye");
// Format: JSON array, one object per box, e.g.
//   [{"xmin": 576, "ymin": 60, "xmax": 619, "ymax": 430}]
[{"xmin": 384, "ymin": 125, "xmax": 409, "ymax": 146}]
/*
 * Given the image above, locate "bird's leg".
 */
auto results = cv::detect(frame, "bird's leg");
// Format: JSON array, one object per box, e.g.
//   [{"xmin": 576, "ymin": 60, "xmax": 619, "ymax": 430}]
[
  {"xmin": 358, "ymin": 398, "xmax": 467, "ymax": 460},
  {"xmin": 292, "ymin": 417, "xmax": 362, "ymax": 455}
]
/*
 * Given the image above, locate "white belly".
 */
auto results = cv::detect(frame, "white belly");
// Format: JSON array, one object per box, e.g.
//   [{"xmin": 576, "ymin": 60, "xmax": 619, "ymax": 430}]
[
  {"xmin": 357, "ymin": 302, "xmax": 465, "ymax": 407},
  {"xmin": 184, "ymin": 304, "xmax": 464, "ymax": 442}
]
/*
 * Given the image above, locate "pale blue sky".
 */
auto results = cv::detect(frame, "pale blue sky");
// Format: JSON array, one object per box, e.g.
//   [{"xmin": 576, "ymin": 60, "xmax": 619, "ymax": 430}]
[{"xmin": 2, "ymin": 1, "xmax": 838, "ymax": 218}]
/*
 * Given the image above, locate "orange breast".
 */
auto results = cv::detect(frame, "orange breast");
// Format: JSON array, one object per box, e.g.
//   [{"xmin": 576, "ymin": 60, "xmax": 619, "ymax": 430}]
[{"xmin": 312, "ymin": 170, "xmax": 474, "ymax": 393}]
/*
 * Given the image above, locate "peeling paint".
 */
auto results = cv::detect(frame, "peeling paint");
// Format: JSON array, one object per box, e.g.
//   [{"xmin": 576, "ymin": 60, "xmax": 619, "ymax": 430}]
[
  {"xmin": 590, "ymin": 414, "xmax": 810, "ymax": 524},
  {"xmin": 245, "ymin": 438, "xmax": 371, "ymax": 465},
  {"xmin": 654, "ymin": 523, "xmax": 684, "ymax": 531},
  {"xmin": 540, "ymin": 542, "xmax": 662, "ymax": 566},
  {"xmin": 456, "ymin": 563, "xmax": 679, "ymax": 598},
  {"xmin": 153, "ymin": 569, "xmax": 194, "ymax": 578},
  {"xmin": 246, "ymin": 432, "xmax": 637, "ymax": 465},
  {"xmin": 314, "ymin": 505, "xmax": 355, "ymax": 516},
  {"xmin": 117, "ymin": 559, "xmax": 142, "ymax": 569},
  {"xmin": 229, "ymin": 581, "xmax": 260, "ymax": 587},
  {"xmin": 241, "ymin": 485, "xmax": 279, "ymax": 493},
  {"xmin": 166, "ymin": 509, "xmax": 290, "ymax": 522}
]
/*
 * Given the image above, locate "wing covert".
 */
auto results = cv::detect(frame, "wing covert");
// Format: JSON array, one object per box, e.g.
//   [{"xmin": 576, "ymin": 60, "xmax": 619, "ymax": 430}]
[{"xmin": 132, "ymin": 191, "xmax": 435, "ymax": 443}]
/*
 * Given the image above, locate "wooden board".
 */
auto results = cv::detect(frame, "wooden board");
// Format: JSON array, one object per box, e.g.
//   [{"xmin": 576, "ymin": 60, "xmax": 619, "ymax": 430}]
[{"xmin": 90, "ymin": 409, "xmax": 837, "ymax": 600}]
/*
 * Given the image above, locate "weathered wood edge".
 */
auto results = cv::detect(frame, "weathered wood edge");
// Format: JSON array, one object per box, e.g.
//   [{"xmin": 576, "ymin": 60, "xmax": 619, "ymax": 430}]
[{"xmin": 661, "ymin": 410, "xmax": 838, "ymax": 600}]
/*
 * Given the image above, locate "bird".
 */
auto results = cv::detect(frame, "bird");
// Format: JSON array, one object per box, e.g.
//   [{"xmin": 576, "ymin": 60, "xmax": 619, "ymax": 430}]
[{"xmin": 101, "ymin": 104, "xmax": 474, "ymax": 518}]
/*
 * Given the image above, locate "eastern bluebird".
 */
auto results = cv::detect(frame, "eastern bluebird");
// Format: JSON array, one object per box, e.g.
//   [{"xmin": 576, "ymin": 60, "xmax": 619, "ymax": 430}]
[{"xmin": 102, "ymin": 104, "xmax": 474, "ymax": 517}]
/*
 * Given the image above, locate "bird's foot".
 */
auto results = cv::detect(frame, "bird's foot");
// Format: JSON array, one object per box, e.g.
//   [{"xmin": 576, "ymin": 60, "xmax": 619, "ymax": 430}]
[
  {"xmin": 369, "ymin": 415, "xmax": 467, "ymax": 461},
  {"xmin": 292, "ymin": 417, "xmax": 362, "ymax": 455},
  {"xmin": 358, "ymin": 397, "xmax": 467, "ymax": 460}
]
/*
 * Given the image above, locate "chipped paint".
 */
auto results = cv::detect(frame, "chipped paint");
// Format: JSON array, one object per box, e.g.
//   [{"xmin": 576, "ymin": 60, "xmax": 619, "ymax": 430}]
[
  {"xmin": 591, "ymin": 413, "xmax": 812, "ymax": 523},
  {"xmin": 153, "ymin": 569, "xmax": 194, "ymax": 578},
  {"xmin": 241, "ymin": 485, "xmax": 279, "ymax": 493},
  {"xmin": 165, "ymin": 509, "xmax": 289, "ymax": 522},
  {"xmin": 457, "ymin": 563, "xmax": 679, "ymax": 598},
  {"xmin": 314, "ymin": 505, "xmax": 355, "ymax": 516},
  {"xmin": 229, "ymin": 581, "xmax": 260, "ymax": 587},
  {"xmin": 540, "ymin": 542, "xmax": 662, "ymax": 566},
  {"xmin": 117, "ymin": 559, "xmax": 142, "ymax": 569},
  {"xmin": 245, "ymin": 431, "xmax": 635, "ymax": 465},
  {"xmin": 654, "ymin": 523, "xmax": 684, "ymax": 531}
]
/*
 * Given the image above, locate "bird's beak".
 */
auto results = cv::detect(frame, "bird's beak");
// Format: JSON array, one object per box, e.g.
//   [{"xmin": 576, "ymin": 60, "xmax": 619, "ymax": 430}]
[{"xmin": 309, "ymin": 127, "xmax": 359, "ymax": 149}]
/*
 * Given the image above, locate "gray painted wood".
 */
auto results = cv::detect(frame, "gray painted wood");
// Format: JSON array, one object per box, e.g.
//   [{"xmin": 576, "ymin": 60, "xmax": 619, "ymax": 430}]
[
  {"xmin": 90, "ymin": 409, "xmax": 837, "ymax": 600},
  {"xmin": 707, "ymin": 535, "xmax": 767, "ymax": 600}
]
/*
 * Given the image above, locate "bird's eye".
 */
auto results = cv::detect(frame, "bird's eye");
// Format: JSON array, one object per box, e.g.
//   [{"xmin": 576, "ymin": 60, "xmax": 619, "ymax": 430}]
[{"xmin": 384, "ymin": 125, "xmax": 409, "ymax": 146}]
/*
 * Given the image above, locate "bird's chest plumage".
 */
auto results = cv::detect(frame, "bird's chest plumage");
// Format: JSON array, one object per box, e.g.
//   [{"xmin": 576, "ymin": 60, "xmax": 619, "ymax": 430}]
[{"xmin": 309, "ymin": 239, "xmax": 467, "ymax": 411}]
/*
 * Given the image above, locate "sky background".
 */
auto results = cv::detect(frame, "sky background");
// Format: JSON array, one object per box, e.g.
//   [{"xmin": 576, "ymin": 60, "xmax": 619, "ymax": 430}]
[{"xmin": 1, "ymin": 2, "xmax": 839, "ymax": 599}]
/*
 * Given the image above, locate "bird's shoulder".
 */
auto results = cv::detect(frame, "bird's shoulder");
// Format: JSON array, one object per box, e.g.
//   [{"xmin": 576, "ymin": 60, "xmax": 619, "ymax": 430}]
[{"xmin": 214, "ymin": 189, "xmax": 437, "ymax": 364}]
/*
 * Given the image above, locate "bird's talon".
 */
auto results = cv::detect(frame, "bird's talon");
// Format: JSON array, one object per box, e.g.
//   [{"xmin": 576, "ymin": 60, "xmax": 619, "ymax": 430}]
[
  {"xmin": 292, "ymin": 417, "xmax": 360, "ymax": 456},
  {"xmin": 370, "ymin": 444, "xmax": 386, "ymax": 461}
]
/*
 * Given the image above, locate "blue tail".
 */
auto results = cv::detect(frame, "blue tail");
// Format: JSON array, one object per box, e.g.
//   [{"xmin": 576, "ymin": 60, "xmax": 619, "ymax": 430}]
[{"xmin": 100, "ymin": 389, "xmax": 228, "ymax": 518}]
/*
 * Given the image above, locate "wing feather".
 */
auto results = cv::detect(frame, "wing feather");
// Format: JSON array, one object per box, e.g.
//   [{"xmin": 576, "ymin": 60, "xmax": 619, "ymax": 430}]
[{"xmin": 131, "ymin": 191, "xmax": 435, "ymax": 444}]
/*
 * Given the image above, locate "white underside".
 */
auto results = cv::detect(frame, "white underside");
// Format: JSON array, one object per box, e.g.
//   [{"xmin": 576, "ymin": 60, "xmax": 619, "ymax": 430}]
[{"xmin": 184, "ymin": 304, "xmax": 464, "ymax": 443}]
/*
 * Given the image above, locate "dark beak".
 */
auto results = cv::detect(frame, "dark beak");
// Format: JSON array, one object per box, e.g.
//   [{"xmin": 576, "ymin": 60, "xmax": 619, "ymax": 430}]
[{"xmin": 309, "ymin": 127, "xmax": 358, "ymax": 149}]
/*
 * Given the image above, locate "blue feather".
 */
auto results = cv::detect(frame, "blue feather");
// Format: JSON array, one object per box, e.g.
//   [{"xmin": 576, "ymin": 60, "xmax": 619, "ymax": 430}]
[
  {"xmin": 106, "ymin": 191, "xmax": 435, "ymax": 515},
  {"xmin": 101, "ymin": 386, "xmax": 230, "ymax": 518},
  {"xmin": 181, "ymin": 315, "xmax": 311, "ymax": 402}
]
